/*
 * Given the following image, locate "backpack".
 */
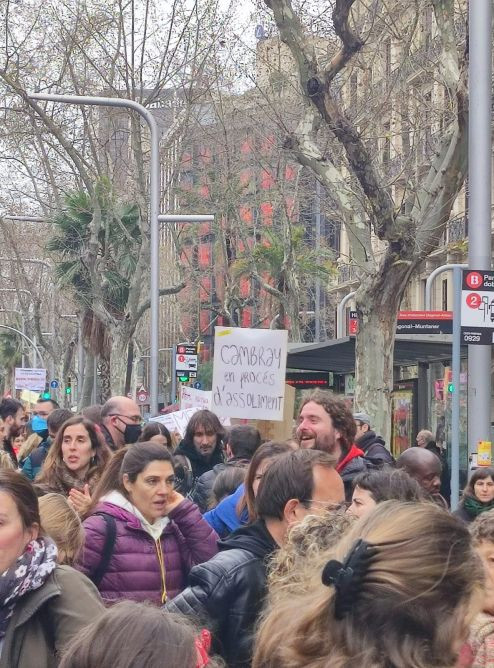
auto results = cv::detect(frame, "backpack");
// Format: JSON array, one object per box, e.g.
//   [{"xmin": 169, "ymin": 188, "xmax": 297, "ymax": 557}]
[{"xmin": 89, "ymin": 512, "xmax": 117, "ymax": 587}]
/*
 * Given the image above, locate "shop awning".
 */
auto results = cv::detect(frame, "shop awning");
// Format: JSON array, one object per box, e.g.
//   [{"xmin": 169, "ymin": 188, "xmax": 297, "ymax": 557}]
[{"xmin": 287, "ymin": 335, "xmax": 465, "ymax": 375}]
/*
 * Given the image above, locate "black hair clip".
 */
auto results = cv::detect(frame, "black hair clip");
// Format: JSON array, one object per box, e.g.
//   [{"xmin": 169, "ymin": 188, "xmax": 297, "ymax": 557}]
[{"xmin": 321, "ymin": 538, "xmax": 376, "ymax": 619}]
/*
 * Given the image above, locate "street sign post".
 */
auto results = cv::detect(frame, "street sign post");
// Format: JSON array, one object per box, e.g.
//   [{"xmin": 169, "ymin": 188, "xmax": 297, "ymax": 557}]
[{"xmin": 461, "ymin": 269, "xmax": 494, "ymax": 344}]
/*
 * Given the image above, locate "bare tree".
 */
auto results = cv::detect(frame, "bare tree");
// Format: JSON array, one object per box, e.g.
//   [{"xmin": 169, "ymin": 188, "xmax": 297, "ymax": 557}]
[{"xmin": 259, "ymin": 0, "xmax": 467, "ymax": 439}]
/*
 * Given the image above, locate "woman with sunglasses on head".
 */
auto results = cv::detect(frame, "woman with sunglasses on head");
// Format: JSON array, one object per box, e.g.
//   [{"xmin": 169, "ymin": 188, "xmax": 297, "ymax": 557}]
[{"xmin": 76, "ymin": 442, "xmax": 219, "ymax": 605}]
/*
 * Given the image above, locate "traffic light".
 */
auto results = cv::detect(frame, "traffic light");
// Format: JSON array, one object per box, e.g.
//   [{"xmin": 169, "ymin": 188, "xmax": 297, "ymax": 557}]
[
  {"xmin": 447, "ymin": 382, "xmax": 454, "ymax": 393},
  {"xmin": 178, "ymin": 374, "xmax": 189, "ymax": 383},
  {"xmin": 41, "ymin": 386, "xmax": 50, "ymax": 400},
  {"xmin": 65, "ymin": 377, "xmax": 72, "ymax": 395}
]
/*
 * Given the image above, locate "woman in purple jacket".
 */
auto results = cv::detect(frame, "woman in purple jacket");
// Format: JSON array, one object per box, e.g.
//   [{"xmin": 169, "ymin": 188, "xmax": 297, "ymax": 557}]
[{"xmin": 76, "ymin": 442, "xmax": 218, "ymax": 605}]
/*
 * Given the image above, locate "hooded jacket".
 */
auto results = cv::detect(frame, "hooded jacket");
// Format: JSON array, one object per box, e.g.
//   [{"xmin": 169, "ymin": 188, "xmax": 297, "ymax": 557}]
[
  {"xmin": 0, "ymin": 565, "xmax": 103, "ymax": 668},
  {"xmin": 356, "ymin": 430, "xmax": 394, "ymax": 465},
  {"xmin": 165, "ymin": 519, "xmax": 278, "ymax": 668},
  {"xmin": 77, "ymin": 493, "xmax": 218, "ymax": 604}
]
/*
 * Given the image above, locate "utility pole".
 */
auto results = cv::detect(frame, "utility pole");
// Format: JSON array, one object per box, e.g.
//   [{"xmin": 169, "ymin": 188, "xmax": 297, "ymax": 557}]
[
  {"xmin": 467, "ymin": 1, "xmax": 492, "ymax": 455},
  {"xmin": 29, "ymin": 92, "xmax": 161, "ymax": 415}
]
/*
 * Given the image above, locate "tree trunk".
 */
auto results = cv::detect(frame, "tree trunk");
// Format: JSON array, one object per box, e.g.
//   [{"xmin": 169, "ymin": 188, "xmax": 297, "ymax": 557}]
[
  {"xmin": 79, "ymin": 353, "xmax": 94, "ymax": 409},
  {"xmin": 354, "ymin": 260, "xmax": 414, "ymax": 445},
  {"xmin": 109, "ymin": 334, "xmax": 130, "ymax": 396}
]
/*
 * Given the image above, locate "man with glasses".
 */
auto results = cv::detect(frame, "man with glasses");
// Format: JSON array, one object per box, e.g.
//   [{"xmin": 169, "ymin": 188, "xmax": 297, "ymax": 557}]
[
  {"xmin": 100, "ymin": 396, "xmax": 143, "ymax": 450},
  {"xmin": 166, "ymin": 449, "xmax": 344, "ymax": 667}
]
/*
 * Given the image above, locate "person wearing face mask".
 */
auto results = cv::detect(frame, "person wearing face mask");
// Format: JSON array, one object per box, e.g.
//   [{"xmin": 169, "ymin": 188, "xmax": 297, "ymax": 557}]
[
  {"xmin": 35, "ymin": 417, "xmax": 112, "ymax": 516},
  {"xmin": 100, "ymin": 397, "xmax": 143, "ymax": 451},
  {"xmin": 77, "ymin": 442, "xmax": 219, "ymax": 604},
  {"xmin": 22, "ymin": 408, "xmax": 72, "ymax": 481}
]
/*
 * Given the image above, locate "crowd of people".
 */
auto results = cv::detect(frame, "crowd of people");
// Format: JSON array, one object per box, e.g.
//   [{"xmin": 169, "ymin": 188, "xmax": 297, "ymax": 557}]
[{"xmin": 0, "ymin": 389, "xmax": 493, "ymax": 667}]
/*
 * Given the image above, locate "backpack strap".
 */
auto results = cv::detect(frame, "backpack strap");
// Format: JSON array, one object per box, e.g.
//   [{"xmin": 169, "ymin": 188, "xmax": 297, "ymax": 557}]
[{"xmin": 91, "ymin": 512, "xmax": 117, "ymax": 587}]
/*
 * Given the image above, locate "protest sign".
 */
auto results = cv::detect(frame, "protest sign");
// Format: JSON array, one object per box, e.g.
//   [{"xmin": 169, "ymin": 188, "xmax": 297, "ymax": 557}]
[
  {"xmin": 211, "ymin": 327, "xmax": 288, "ymax": 421},
  {"xmin": 180, "ymin": 386, "xmax": 212, "ymax": 411},
  {"xmin": 151, "ymin": 406, "xmax": 230, "ymax": 437},
  {"xmin": 15, "ymin": 368, "xmax": 47, "ymax": 392}
]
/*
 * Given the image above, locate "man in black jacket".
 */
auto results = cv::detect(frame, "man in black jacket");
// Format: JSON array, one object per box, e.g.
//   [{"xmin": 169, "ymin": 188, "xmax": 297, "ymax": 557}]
[
  {"xmin": 192, "ymin": 425, "xmax": 262, "ymax": 512},
  {"xmin": 174, "ymin": 409, "xmax": 226, "ymax": 495},
  {"xmin": 353, "ymin": 412, "xmax": 394, "ymax": 465},
  {"xmin": 165, "ymin": 449, "xmax": 345, "ymax": 667}
]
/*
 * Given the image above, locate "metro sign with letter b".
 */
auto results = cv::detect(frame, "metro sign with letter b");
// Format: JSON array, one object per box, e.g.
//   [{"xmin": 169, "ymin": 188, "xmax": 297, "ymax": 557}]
[{"xmin": 461, "ymin": 269, "xmax": 494, "ymax": 344}]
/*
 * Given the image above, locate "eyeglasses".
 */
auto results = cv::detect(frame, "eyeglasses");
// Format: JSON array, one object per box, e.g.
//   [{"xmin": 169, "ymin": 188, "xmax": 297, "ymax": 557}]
[{"xmin": 109, "ymin": 414, "xmax": 143, "ymax": 425}]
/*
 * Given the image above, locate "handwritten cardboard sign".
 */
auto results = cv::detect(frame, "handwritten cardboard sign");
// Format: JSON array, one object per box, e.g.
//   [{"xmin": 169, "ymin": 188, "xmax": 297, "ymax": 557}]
[
  {"xmin": 180, "ymin": 386, "xmax": 212, "ymax": 411},
  {"xmin": 211, "ymin": 327, "xmax": 288, "ymax": 421}
]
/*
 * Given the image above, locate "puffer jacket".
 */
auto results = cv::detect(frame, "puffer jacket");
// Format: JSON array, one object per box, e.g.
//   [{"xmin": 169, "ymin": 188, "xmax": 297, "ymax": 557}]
[
  {"xmin": 166, "ymin": 519, "xmax": 278, "ymax": 668},
  {"xmin": 0, "ymin": 565, "xmax": 103, "ymax": 668},
  {"xmin": 77, "ymin": 496, "xmax": 219, "ymax": 604}
]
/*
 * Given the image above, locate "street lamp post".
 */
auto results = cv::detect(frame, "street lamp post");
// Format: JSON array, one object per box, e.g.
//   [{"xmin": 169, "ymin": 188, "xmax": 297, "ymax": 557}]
[
  {"xmin": 28, "ymin": 92, "xmax": 162, "ymax": 415},
  {"xmin": 468, "ymin": 1, "xmax": 493, "ymax": 456}
]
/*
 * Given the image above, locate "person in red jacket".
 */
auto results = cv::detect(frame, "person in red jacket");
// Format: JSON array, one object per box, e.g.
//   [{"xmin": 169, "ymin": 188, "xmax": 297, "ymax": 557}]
[
  {"xmin": 76, "ymin": 442, "xmax": 218, "ymax": 604},
  {"xmin": 296, "ymin": 390, "xmax": 367, "ymax": 500}
]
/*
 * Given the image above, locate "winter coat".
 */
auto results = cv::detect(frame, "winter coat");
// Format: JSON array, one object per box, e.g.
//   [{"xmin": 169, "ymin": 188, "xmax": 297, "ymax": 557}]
[
  {"xmin": 174, "ymin": 438, "xmax": 225, "ymax": 490},
  {"xmin": 166, "ymin": 519, "xmax": 278, "ymax": 668},
  {"xmin": 356, "ymin": 431, "xmax": 395, "ymax": 466},
  {"xmin": 337, "ymin": 444, "xmax": 368, "ymax": 501},
  {"xmin": 192, "ymin": 458, "xmax": 248, "ymax": 513},
  {"xmin": 203, "ymin": 484, "xmax": 248, "ymax": 537},
  {"xmin": 21, "ymin": 439, "xmax": 51, "ymax": 481},
  {"xmin": 77, "ymin": 495, "xmax": 219, "ymax": 604},
  {"xmin": 468, "ymin": 612, "xmax": 494, "ymax": 667},
  {"xmin": 0, "ymin": 565, "xmax": 103, "ymax": 668}
]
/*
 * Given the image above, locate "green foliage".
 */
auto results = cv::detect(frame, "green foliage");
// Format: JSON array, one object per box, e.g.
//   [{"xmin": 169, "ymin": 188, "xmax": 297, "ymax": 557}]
[
  {"xmin": 232, "ymin": 225, "xmax": 336, "ymax": 284},
  {"xmin": 196, "ymin": 359, "xmax": 213, "ymax": 390},
  {"xmin": 46, "ymin": 184, "xmax": 142, "ymax": 318}
]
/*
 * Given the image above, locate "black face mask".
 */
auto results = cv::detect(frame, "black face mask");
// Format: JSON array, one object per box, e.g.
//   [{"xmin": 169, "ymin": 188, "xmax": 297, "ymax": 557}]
[{"xmin": 122, "ymin": 423, "xmax": 142, "ymax": 444}]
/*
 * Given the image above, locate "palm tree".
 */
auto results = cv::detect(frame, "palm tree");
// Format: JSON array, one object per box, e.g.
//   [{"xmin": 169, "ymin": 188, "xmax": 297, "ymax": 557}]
[
  {"xmin": 46, "ymin": 183, "xmax": 141, "ymax": 401},
  {"xmin": 233, "ymin": 224, "xmax": 336, "ymax": 341}
]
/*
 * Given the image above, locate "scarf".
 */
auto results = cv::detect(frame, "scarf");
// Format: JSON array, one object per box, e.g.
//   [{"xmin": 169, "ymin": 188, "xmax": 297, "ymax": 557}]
[
  {"xmin": 463, "ymin": 495, "xmax": 494, "ymax": 518},
  {"xmin": 336, "ymin": 444, "xmax": 365, "ymax": 473},
  {"xmin": 0, "ymin": 537, "xmax": 58, "ymax": 639}
]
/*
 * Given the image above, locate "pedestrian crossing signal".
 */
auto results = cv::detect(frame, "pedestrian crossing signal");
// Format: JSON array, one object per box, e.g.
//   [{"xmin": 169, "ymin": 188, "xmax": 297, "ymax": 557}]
[{"xmin": 447, "ymin": 382, "xmax": 454, "ymax": 393}]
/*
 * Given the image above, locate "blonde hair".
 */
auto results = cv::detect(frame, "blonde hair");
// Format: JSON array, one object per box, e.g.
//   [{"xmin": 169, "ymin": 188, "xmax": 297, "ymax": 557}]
[
  {"xmin": 39, "ymin": 493, "xmax": 84, "ymax": 565},
  {"xmin": 17, "ymin": 433, "xmax": 42, "ymax": 462},
  {"xmin": 0, "ymin": 450, "xmax": 16, "ymax": 470},
  {"xmin": 268, "ymin": 510, "xmax": 354, "ymax": 602},
  {"xmin": 254, "ymin": 501, "xmax": 483, "ymax": 668}
]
